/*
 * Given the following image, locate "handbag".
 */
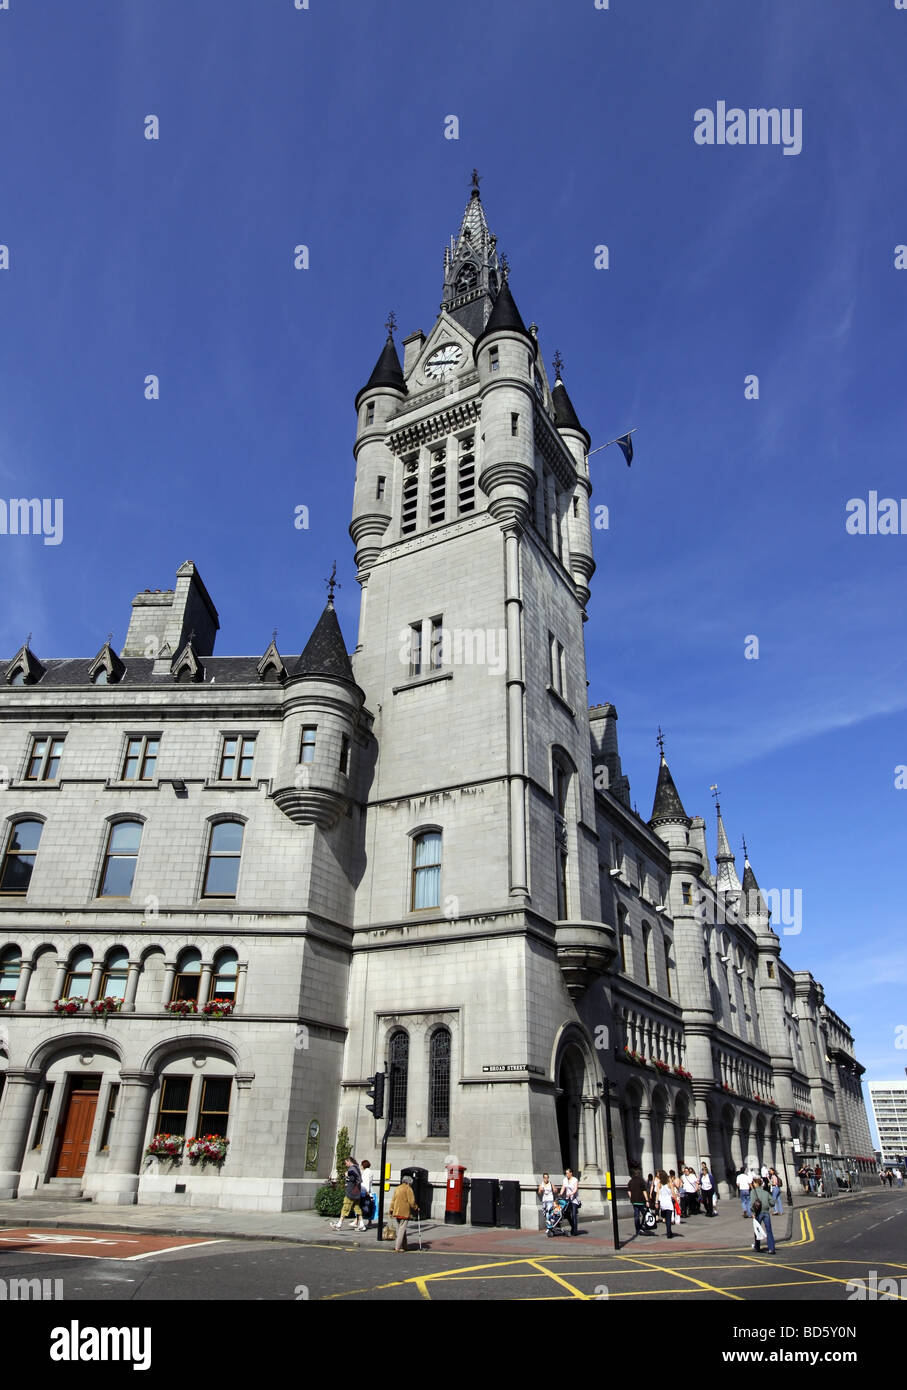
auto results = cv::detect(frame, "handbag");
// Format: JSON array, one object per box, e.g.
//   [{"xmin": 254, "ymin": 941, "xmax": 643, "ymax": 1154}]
[
  {"xmin": 643, "ymin": 1208, "xmax": 657, "ymax": 1230},
  {"xmin": 753, "ymin": 1219, "xmax": 767, "ymax": 1242},
  {"xmin": 382, "ymin": 1223, "xmax": 395, "ymax": 1241}
]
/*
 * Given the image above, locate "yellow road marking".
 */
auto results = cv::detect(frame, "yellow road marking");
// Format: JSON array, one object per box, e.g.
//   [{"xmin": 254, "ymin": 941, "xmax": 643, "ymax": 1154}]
[
  {"xmin": 614, "ymin": 1252, "xmax": 744, "ymax": 1300},
  {"xmin": 413, "ymin": 1278, "xmax": 431, "ymax": 1300},
  {"xmin": 523, "ymin": 1257, "xmax": 591, "ymax": 1300}
]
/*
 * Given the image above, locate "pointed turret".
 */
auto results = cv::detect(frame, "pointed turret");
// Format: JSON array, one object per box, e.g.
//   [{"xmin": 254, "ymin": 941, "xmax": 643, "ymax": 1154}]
[
  {"xmin": 714, "ymin": 801, "xmax": 742, "ymax": 894},
  {"xmin": 650, "ymin": 756, "xmax": 691, "ymax": 828},
  {"xmin": 552, "ymin": 372, "xmax": 590, "ymax": 450},
  {"xmin": 293, "ymin": 599, "xmax": 356, "ymax": 681},
  {"xmin": 355, "ymin": 332, "xmax": 406, "ymax": 409},
  {"xmin": 741, "ymin": 846, "xmax": 772, "ymax": 925},
  {"xmin": 474, "ymin": 277, "xmax": 534, "ymax": 354}
]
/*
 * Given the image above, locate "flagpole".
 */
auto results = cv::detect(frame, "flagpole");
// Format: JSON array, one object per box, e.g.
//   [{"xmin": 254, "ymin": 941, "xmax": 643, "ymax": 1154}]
[{"xmin": 587, "ymin": 428, "xmax": 637, "ymax": 460}]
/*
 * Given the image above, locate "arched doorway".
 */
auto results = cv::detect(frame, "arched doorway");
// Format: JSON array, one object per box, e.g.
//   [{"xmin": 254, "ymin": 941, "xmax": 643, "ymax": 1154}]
[{"xmin": 555, "ymin": 1044, "xmax": 586, "ymax": 1173}]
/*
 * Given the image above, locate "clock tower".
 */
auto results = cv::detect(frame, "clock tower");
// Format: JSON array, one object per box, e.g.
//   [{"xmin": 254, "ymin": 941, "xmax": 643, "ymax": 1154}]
[{"xmin": 342, "ymin": 177, "xmax": 619, "ymax": 1210}]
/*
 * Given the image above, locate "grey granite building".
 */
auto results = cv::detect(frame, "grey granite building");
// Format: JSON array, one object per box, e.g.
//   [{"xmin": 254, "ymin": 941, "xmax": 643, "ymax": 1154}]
[{"xmin": 0, "ymin": 182, "xmax": 874, "ymax": 1215}]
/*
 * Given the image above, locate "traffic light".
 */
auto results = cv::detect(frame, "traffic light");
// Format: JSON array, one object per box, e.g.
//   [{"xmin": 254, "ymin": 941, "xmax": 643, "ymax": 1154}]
[{"xmin": 366, "ymin": 1071, "xmax": 385, "ymax": 1120}]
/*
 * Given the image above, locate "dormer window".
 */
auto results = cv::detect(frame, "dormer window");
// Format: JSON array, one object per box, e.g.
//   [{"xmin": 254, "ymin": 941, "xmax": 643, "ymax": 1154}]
[
  {"xmin": 93, "ymin": 669, "xmax": 109, "ymax": 684},
  {"xmin": 10, "ymin": 671, "xmax": 25, "ymax": 686}
]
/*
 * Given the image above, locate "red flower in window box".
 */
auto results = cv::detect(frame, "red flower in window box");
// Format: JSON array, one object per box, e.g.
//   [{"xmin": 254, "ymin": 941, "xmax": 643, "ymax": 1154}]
[
  {"xmin": 145, "ymin": 1133, "xmax": 184, "ymax": 1160},
  {"xmin": 673, "ymin": 1066, "xmax": 693, "ymax": 1081},
  {"xmin": 91, "ymin": 996, "xmax": 123, "ymax": 1017},
  {"xmin": 653, "ymin": 1058, "xmax": 671, "ymax": 1074},
  {"xmin": 186, "ymin": 1135, "xmax": 229, "ymax": 1166},
  {"xmin": 53, "ymin": 997, "xmax": 87, "ymax": 1015},
  {"xmin": 165, "ymin": 999, "xmax": 199, "ymax": 1015},
  {"xmin": 201, "ymin": 998, "xmax": 234, "ymax": 1018}
]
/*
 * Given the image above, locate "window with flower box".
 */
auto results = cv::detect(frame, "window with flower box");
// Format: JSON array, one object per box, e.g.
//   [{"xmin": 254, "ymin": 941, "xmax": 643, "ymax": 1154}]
[
  {"xmin": 0, "ymin": 819, "xmax": 44, "ymax": 894},
  {"xmin": 157, "ymin": 1076, "xmax": 191, "ymax": 1135}
]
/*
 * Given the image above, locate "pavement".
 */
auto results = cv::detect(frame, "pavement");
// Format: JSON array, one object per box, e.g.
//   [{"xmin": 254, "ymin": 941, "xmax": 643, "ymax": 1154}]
[{"xmin": 0, "ymin": 1186, "xmax": 867, "ymax": 1256}]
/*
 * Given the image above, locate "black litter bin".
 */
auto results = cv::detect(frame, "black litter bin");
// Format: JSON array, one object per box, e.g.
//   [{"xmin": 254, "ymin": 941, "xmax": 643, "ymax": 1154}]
[
  {"xmin": 497, "ymin": 1180, "xmax": 521, "ymax": 1228},
  {"xmin": 400, "ymin": 1166, "xmax": 432, "ymax": 1222},
  {"xmin": 470, "ymin": 1177, "xmax": 497, "ymax": 1226}
]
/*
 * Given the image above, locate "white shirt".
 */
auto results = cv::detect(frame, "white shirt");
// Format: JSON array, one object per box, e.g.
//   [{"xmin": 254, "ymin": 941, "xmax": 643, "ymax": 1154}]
[
  {"xmin": 657, "ymin": 1182, "xmax": 675, "ymax": 1211},
  {"xmin": 700, "ymin": 1171, "xmax": 713, "ymax": 1190},
  {"xmin": 682, "ymin": 1173, "xmax": 698, "ymax": 1193},
  {"xmin": 360, "ymin": 1168, "xmax": 373, "ymax": 1195},
  {"xmin": 736, "ymin": 1173, "xmax": 752, "ymax": 1192},
  {"xmin": 562, "ymin": 1176, "xmax": 579, "ymax": 1201},
  {"xmin": 539, "ymin": 1181, "xmax": 554, "ymax": 1204}
]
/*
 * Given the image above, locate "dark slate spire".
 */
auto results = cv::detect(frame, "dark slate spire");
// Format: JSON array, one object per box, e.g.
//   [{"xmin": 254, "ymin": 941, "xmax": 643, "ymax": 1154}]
[
  {"xmin": 714, "ymin": 801, "xmax": 742, "ymax": 894},
  {"xmin": 293, "ymin": 601, "xmax": 355, "ymax": 681},
  {"xmin": 355, "ymin": 331, "xmax": 406, "ymax": 410},
  {"xmin": 551, "ymin": 358, "xmax": 591, "ymax": 448},
  {"xmin": 441, "ymin": 172, "xmax": 502, "ymax": 336},
  {"xmin": 650, "ymin": 755, "xmax": 691, "ymax": 827},
  {"xmin": 742, "ymin": 845, "xmax": 771, "ymax": 922}
]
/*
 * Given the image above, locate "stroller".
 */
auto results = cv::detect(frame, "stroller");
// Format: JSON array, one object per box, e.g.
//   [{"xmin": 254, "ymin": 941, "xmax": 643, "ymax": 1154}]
[{"xmin": 545, "ymin": 1196, "xmax": 572, "ymax": 1237}]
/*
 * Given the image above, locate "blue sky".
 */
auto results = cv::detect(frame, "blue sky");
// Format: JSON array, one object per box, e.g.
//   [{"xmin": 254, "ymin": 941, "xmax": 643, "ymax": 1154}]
[{"xmin": 1, "ymin": 1, "xmax": 904, "ymax": 1140}]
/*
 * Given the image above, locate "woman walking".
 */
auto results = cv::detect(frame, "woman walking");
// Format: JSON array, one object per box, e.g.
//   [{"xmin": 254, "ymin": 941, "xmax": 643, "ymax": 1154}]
[
  {"xmin": 331, "ymin": 1155, "xmax": 367, "ymax": 1232},
  {"xmin": 699, "ymin": 1162, "xmax": 716, "ymax": 1217},
  {"xmin": 750, "ymin": 1177, "xmax": 775, "ymax": 1254},
  {"xmin": 559, "ymin": 1168, "xmax": 581, "ymax": 1236},
  {"xmin": 655, "ymin": 1170, "xmax": 675, "ymax": 1237}
]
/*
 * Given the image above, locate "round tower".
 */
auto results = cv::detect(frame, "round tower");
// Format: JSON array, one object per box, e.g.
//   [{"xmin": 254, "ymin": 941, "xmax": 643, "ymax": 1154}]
[
  {"xmin": 271, "ymin": 599, "xmax": 364, "ymax": 830},
  {"xmin": 551, "ymin": 362, "xmax": 595, "ymax": 606},
  {"xmin": 473, "ymin": 278, "xmax": 537, "ymax": 524},
  {"xmin": 350, "ymin": 327, "xmax": 406, "ymax": 572}
]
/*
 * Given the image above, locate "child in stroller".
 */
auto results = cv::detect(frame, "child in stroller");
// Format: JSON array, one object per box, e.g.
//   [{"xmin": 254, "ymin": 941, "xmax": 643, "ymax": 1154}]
[{"xmin": 545, "ymin": 1194, "xmax": 571, "ymax": 1237}]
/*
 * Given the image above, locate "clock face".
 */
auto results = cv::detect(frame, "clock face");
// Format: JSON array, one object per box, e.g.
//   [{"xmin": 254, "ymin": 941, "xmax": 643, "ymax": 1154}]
[{"xmin": 425, "ymin": 344, "xmax": 463, "ymax": 380}]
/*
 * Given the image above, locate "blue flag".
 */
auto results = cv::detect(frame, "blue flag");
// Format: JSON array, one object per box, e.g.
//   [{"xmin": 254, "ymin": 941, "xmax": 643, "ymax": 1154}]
[{"xmin": 616, "ymin": 433, "xmax": 633, "ymax": 467}]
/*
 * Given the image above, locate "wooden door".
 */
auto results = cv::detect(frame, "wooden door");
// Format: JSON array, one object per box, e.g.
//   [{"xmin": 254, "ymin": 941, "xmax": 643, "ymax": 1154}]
[{"xmin": 54, "ymin": 1091, "xmax": 98, "ymax": 1178}]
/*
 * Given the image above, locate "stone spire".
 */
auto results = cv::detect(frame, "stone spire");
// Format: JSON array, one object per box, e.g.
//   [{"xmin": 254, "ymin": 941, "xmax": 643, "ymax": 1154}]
[
  {"xmin": 551, "ymin": 354, "xmax": 591, "ymax": 449},
  {"xmin": 355, "ymin": 326, "xmax": 406, "ymax": 409},
  {"xmin": 292, "ymin": 601, "xmax": 356, "ymax": 681},
  {"xmin": 441, "ymin": 172, "xmax": 502, "ymax": 336},
  {"xmin": 714, "ymin": 797, "xmax": 742, "ymax": 894},
  {"xmin": 741, "ymin": 843, "xmax": 771, "ymax": 924}
]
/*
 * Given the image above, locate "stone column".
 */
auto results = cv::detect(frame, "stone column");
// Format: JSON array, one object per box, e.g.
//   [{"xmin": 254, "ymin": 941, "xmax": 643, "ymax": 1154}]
[
  {"xmin": 87, "ymin": 960, "xmax": 104, "ymax": 1004},
  {"xmin": 50, "ymin": 959, "xmax": 67, "ymax": 1003},
  {"xmin": 11, "ymin": 959, "xmax": 34, "ymax": 1012},
  {"xmin": 199, "ymin": 964, "xmax": 213, "ymax": 1009},
  {"xmin": 235, "ymin": 963, "xmax": 248, "ymax": 1010},
  {"xmin": 0, "ymin": 1068, "xmax": 41, "ymax": 1197},
  {"xmin": 160, "ymin": 963, "xmax": 176, "ymax": 1008},
  {"xmin": 580, "ymin": 1097, "xmax": 601, "ymax": 1177},
  {"xmin": 88, "ymin": 1071, "xmax": 155, "ymax": 1205},
  {"xmin": 122, "ymin": 961, "xmax": 141, "ymax": 1014},
  {"xmin": 503, "ymin": 524, "xmax": 528, "ymax": 898},
  {"xmin": 639, "ymin": 1106, "xmax": 654, "ymax": 1176}
]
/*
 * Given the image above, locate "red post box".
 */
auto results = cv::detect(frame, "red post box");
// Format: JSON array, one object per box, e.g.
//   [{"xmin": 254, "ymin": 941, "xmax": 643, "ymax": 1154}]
[{"xmin": 445, "ymin": 1162, "xmax": 467, "ymax": 1224}]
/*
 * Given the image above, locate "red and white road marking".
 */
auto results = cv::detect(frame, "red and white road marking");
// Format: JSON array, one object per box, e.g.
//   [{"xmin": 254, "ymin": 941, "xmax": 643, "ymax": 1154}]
[{"xmin": 0, "ymin": 1228, "xmax": 222, "ymax": 1260}]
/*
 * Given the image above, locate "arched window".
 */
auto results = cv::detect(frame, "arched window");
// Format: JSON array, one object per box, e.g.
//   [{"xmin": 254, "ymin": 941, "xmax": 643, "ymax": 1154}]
[
  {"xmin": 428, "ymin": 1027, "xmax": 451, "ymax": 1137},
  {"xmin": 642, "ymin": 923, "xmax": 652, "ymax": 987},
  {"xmin": 429, "ymin": 460, "xmax": 446, "ymax": 525},
  {"xmin": 0, "ymin": 819, "xmax": 44, "ymax": 894},
  {"xmin": 99, "ymin": 820, "xmax": 143, "ymax": 897},
  {"xmin": 212, "ymin": 950, "xmax": 238, "ymax": 1002},
  {"xmin": 411, "ymin": 832, "xmax": 441, "ymax": 910},
  {"xmin": 663, "ymin": 934, "xmax": 674, "ymax": 999},
  {"xmin": 388, "ymin": 1030, "xmax": 409, "ymax": 1137},
  {"xmin": 0, "ymin": 946, "xmax": 22, "ymax": 1001},
  {"xmin": 401, "ymin": 466, "xmax": 418, "ymax": 535},
  {"xmin": 172, "ymin": 949, "xmax": 202, "ymax": 1003},
  {"xmin": 203, "ymin": 821, "xmax": 244, "ymax": 898},
  {"xmin": 100, "ymin": 947, "xmax": 129, "ymax": 999},
  {"xmin": 64, "ymin": 948, "xmax": 93, "ymax": 998}
]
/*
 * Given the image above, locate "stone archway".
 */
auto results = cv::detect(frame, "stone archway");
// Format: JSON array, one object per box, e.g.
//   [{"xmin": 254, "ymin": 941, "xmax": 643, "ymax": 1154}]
[
  {"xmin": 622, "ymin": 1080, "xmax": 645, "ymax": 1172},
  {"xmin": 650, "ymin": 1085, "xmax": 668, "ymax": 1172},
  {"xmin": 555, "ymin": 1043, "xmax": 586, "ymax": 1174}
]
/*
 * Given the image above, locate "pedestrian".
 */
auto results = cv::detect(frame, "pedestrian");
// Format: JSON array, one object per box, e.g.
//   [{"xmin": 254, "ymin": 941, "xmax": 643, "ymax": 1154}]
[
  {"xmin": 760, "ymin": 1164, "xmax": 769, "ymax": 1181},
  {"xmin": 538, "ymin": 1172, "xmax": 555, "ymax": 1220},
  {"xmin": 669, "ymin": 1170, "xmax": 683, "ymax": 1223},
  {"xmin": 682, "ymin": 1165, "xmax": 700, "ymax": 1217},
  {"xmin": 655, "ymin": 1169, "xmax": 675, "ymax": 1237},
  {"xmin": 699, "ymin": 1162, "xmax": 716, "ymax": 1217},
  {"xmin": 627, "ymin": 1166, "xmax": 650, "ymax": 1235},
  {"xmin": 798, "ymin": 1164, "xmax": 810, "ymax": 1194},
  {"xmin": 559, "ymin": 1168, "xmax": 580, "ymax": 1236},
  {"xmin": 645, "ymin": 1171, "xmax": 657, "ymax": 1216},
  {"xmin": 769, "ymin": 1168, "xmax": 783, "ymax": 1216},
  {"xmin": 389, "ymin": 1175, "xmax": 419, "ymax": 1251},
  {"xmin": 736, "ymin": 1166, "xmax": 752, "ymax": 1218},
  {"xmin": 895, "ymin": 1168, "xmax": 903, "ymax": 1188},
  {"xmin": 750, "ymin": 1177, "xmax": 775, "ymax": 1254},
  {"xmin": 331, "ymin": 1155, "xmax": 367, "ymax": 1231},
  {"xmin": 359, "ymin": 1159, "xmax": 374, "ymax": 1227}
]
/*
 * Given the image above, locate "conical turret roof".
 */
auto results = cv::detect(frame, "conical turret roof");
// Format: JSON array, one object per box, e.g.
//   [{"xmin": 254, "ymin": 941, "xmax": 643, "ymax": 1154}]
[
  {"xmin": 650, "ymin": 756, "xmax": 691, "ymax": 827},
  {"xmin": 355, "ymin": 333, "xmax": 406, "ymax": 409},
  {"xmin": 293, "ymin": 601, "xmax": 355, "ymax": 681},
  {"xmin": 474, "ymin": 279, "xmax": 534, "ymax": 352},
  {"xmin": 715, "ymin": 803, "xmax": 742, "ymax": 893},
  {"xmin": 552, "ymin": 373, "xmax": 591, "ymax": 448}
]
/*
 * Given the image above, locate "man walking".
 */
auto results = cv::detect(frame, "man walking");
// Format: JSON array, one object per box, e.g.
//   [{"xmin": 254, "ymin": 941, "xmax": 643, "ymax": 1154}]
[
  {"xmin": 627, "ymin": 1166, "xmax": 650, "ymax": 1236},
  {"xmin": 389, "ymin": 1175, "xmax": 419, "ymax": 1251},
  {"xmin": 736, "ymin": 1166, "xmax": 752, "ymax": 1217}
]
